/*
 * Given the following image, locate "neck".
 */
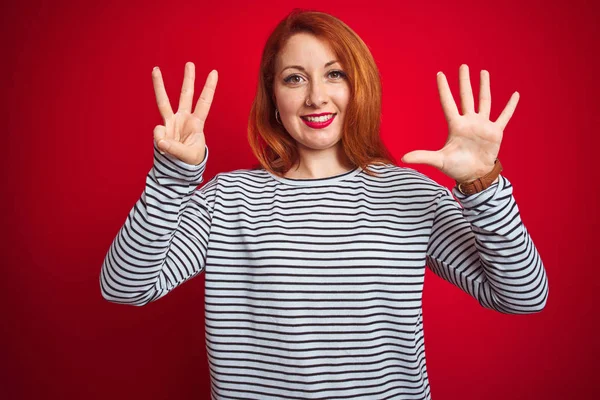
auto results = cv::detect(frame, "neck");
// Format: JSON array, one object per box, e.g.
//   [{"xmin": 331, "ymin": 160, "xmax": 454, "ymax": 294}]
[{"xmin": 284, "ymin": 142, "xmax": 355, "ymax": 179}]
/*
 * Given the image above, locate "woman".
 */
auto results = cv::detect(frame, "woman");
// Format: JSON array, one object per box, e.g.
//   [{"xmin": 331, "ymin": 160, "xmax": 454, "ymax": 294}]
[{"xmin": 100, "ymin": 9, "xmax": 549, "ymax": 400}]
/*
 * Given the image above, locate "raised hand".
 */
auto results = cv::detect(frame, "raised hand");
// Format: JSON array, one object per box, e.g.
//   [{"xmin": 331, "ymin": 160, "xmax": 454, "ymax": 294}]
[
  {"xmin": 152, "ymin": 62, "xmax": 218, "ymax": 165},
  {"xmin": 402, "ymin": 64, "xmax": 520, "ymax": 183}
]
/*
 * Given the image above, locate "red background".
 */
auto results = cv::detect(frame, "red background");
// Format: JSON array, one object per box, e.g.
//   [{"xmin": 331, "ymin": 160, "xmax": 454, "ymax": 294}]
[{"xmin": 2, "ymin": 0, "xmax": 598, "ymax": 399}]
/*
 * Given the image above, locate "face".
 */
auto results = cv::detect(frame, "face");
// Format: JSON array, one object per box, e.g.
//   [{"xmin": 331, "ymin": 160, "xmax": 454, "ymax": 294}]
[{"xmin": 273, "ymin": 33, "xmax": 350, "ymax": 153}]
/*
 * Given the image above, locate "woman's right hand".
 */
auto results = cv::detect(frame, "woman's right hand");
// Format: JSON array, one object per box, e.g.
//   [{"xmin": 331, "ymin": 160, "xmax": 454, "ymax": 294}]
[{"xmin": 152, "ymin": 62, "xmax": 218, "ymax": 165}]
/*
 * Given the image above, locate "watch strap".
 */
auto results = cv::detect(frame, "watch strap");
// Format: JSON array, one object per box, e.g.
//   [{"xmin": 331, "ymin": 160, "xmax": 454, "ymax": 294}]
[{"xmin": 456, "ymin": 159, "xmax": 503, "ymax": 196}]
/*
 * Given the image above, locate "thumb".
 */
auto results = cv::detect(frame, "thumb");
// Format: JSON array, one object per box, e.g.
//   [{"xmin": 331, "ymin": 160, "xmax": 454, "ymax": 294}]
[
  {"xmin": 153, "ymin": 125, "xmax": 168, "ymax": 155},
  {"xmin": 158, "ymin": 139, "xmax": 203, "ymax": 165},
  {"xmin": 401, "ymin": 150, "xmax": 444, "ymax": 169},
  {"xmin": 157, "ymin": 138, "xmax": 171, "ymax": 153}
]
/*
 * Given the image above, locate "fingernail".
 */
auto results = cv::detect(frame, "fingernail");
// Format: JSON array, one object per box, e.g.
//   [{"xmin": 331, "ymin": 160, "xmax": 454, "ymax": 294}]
[
  {"xmin": 158, "ymin": 140, "xmax": 167, "ymax": 155},
  {"xmin": 437, "ymin": 71, "xmax": 442, "ymax": 76}
]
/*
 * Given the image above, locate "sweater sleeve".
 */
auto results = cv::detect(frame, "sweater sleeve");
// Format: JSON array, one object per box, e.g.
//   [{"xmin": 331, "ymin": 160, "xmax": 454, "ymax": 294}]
[
  {"xmin": 425, "ymin": 175, "xmax": 549, "ymax": 314},
  {"xmin": 99, "ymin": 142, "xmax": 218, "ymax": 306}
]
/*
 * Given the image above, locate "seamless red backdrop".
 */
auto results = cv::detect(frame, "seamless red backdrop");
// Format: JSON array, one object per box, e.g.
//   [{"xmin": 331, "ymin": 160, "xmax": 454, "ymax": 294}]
[{"xmin": 2, "ymin": 0, "xmax": 598, "ymax": 399}]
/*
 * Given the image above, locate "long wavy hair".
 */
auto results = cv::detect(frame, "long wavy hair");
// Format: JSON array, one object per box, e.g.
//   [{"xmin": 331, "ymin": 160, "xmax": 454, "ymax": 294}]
[{"xmin": 247, "ymin": 8, "xmax": 397, "ymax": 177}]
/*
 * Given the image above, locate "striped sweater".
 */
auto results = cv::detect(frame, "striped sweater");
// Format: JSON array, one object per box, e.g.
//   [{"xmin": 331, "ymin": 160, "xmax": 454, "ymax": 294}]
[{"xmin": 100, "ymin": 142, "xmax": 549, "ymax": 400}]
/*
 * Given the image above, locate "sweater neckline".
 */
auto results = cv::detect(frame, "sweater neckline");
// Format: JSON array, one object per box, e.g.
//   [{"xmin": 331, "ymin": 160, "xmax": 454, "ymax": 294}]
[{"xmin": 265, "ymin": 166, "xmax": 363, "ymax": 186}]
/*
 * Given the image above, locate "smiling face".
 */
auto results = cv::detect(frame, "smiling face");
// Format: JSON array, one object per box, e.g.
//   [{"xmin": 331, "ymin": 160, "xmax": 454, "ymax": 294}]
[{"xmin": 273, "ymin": 32, "xmax": 350, "ymax": 153}]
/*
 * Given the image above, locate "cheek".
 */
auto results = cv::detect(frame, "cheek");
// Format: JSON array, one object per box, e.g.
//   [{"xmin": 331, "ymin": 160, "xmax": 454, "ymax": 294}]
[
  {"xmin": 333, "ymin": 88, "xmax": 351, "ymax": 109},
  {"xmin": 277, "ymin": 94, "xmax": 304, "ymax": 116}
]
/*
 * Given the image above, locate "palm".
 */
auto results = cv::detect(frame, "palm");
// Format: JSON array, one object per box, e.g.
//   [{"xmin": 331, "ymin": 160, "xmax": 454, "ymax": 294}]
[
  {"xmin": 437, "ymin": 113, "xmax": 502, "ymax": 182},
  {"xmin": 167, "ymin": 111, "xmax": 205, "ymax": 150},
  {"xmin": 152, "ymin": 62, "xmax": 218, "ymax": 165},
  {"xmin": 402, "ymin": 64, "xmax": 520, "ymax": 182}
]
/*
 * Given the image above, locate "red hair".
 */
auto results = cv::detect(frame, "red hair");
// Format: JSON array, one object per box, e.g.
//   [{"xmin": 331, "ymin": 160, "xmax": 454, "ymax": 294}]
[{"xmin": 247, "ymin": 8, "xmax": 397, "ymax": 177}]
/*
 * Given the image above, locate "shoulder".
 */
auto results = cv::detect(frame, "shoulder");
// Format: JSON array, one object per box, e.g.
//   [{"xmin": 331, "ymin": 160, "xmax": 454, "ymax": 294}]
[
  {"xmin": 364, "ymin": 163, "xmax": 448, "ymax": 192},
  {"xmin": 363, "ymin": 164, "xmax": 454, "ymax": 207},
  {"xmin": 210, "ymin": 167, "xmax": 271, "ymax": 188}
]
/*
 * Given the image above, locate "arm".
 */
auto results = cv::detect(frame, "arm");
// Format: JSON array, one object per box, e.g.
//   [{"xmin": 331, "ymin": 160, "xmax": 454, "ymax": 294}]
[
  {"xmin": 425, "ymin": 175, "xmax": 549, "ymax": 314},
  {"xmin": 99, "ymin": 142, "xmax": 217, "ymax": 306}
]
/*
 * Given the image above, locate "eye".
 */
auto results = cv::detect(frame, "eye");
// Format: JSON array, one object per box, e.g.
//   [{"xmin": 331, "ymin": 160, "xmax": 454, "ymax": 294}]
[
  {"xmin": 329, "ymin": 70, "xmax": 347, "ymax": 79},
  {"xmin": 283, "ymin": 70, "xmax": 347, "ymax": 85},
  {"xmin": 283, "ymin": 74, "xmax": 304, "ymax": 84}
]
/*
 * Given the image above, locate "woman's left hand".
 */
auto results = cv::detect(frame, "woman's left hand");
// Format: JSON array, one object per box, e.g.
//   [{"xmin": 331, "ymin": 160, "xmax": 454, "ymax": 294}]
[{"xmin": 402, "ymin": 64, "xmax": 520, "ymax": 182}]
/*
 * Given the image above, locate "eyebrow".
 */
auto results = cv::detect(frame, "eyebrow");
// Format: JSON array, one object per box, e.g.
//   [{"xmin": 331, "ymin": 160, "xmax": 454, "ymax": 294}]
[{"xmin": 280, "ymin": 60, "xmax": 339, "ymax": 75}]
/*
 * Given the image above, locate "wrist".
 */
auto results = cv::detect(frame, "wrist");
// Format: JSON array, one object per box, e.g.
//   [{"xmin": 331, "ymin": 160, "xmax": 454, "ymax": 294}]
[{"xmin": 455, "ymin": 159, "xmax": 503, "ymax": 195}]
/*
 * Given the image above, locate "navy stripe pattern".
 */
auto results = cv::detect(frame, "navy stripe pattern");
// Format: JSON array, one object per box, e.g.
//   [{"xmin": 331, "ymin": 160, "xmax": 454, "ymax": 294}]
[{"xmin": 100, "ymin": 143, "xmax": 549, "ymax": 399}]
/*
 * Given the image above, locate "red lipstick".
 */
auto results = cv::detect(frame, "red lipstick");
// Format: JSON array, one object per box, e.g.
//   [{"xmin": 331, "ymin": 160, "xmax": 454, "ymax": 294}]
[{"xmin": 300, "ymin": 113, "xmax": 336, "ymax": 129}]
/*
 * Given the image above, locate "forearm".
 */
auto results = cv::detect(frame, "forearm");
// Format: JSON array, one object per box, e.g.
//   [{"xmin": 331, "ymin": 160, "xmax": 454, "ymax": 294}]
[
  {"xmin": 99, "ymin": 143, "xmax": 212, "ymax": 306},
  {"xmin": 427, "ymin": 175, "xmax": 549, "ymax": 314},
  {"xmin": 452, "ymin": 175, "xmax": 549, "ymax": 313}
]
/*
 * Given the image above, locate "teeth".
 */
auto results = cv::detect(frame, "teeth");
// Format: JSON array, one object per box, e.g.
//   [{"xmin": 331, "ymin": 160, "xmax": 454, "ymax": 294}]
[{"xmin": 305, "ymin": 114, "xmax": 333, "ymax": 123}]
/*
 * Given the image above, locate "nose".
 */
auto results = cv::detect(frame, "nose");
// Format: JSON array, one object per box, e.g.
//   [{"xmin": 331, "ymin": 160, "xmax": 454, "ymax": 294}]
[{"xmin": 306, "ymin": 78, "xmax": 328, "ymax": 107}]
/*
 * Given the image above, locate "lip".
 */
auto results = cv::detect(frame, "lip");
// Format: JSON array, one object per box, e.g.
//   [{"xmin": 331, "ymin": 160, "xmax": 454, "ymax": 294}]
[
  {"xmin": 301, "ymin": 113, "xmax": 336, "ymax": 129},
  {"xmin": 301, "ymin": 112, "xmax": 335, "ymax": 118}
]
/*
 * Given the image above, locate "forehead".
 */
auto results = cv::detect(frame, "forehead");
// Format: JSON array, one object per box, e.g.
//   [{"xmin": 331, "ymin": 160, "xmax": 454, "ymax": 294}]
[{"xmin": 277, "ymin": 33, "xmax": 336, "ymax": 68}]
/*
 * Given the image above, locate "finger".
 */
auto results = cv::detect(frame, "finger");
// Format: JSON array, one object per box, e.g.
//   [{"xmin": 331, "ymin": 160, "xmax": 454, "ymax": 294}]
[
  {"xmin": 459, "ymin": 64, "xmax": 475, "ymax": 115},
  {"xmin": 437, "ymin": 71, "xmax": 460, "ymax": 122},
  {"xmin": 402, "ymin": 150, "xmax": 444, "ymax": 170},
  {"xmin": 157, "ymin": 138, "xmax": 203, "ymax": 165},
  {"xmin": 152, "ymin": 66, "xmax": 174, "ymax": 122},
  {"xmin": 164, "ymin": 118, "xmax": 175, "ymax": 141},
  {"xmin": 174, "ymin": 112, "xmax": 181, "ymax": 142},
  {"xmin": 495, "ymin": 91, "xmax": 520, "ymax": 131},
  {"xmin": 479, "ymin": 69, "xmax": 491, "ymax": 118},
  {"xmin": 178, "ymin": 62, "xmax": 195, "ymax": 114},
  {"xmin": 153, "ymin": 125, "xmax": 167, "ymax": 155},
  {"xmin": 193, "ymin": 70, "xmax": 218, "ymax": 128}
]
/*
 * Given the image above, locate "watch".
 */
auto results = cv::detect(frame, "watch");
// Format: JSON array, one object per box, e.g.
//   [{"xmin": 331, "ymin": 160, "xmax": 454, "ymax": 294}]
[{"xmin": 456, "ymin": 159, "xmax": 503, "ymax": 195}]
